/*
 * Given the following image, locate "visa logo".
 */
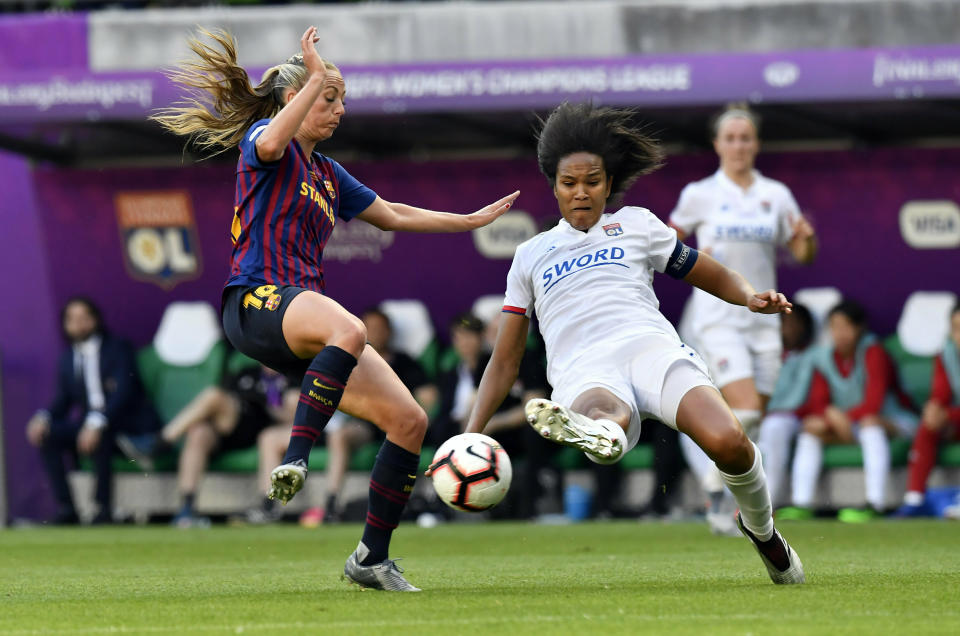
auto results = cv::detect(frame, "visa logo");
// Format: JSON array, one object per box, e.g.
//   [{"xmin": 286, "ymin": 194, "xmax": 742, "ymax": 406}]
[{"xmin": 541, "ymin": 246, "xmax": 626, "ymax": 292}]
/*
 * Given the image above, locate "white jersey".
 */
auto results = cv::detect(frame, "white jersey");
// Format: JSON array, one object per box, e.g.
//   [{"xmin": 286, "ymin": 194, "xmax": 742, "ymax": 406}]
[
  {"xmin": 502, "ymin": 207, "xmax": 687, "ymax": 390},
  {"xmin": 669, "ymin": 169, "xmax": 800, "ymax": 332}
]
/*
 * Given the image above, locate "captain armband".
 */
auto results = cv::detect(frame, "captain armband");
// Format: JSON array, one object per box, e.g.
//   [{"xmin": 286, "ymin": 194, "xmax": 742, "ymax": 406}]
[{"xmin": 665, "ymin": 240, "xmax": 699, "ymax": 280}]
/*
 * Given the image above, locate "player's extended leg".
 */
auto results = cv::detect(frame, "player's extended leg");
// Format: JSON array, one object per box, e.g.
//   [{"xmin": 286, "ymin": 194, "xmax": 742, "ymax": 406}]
[
  {"xmin": 525, "ymin": 388, "xmax": 631, "ymax": 464},
  {"xmin": 676, "ymin": 385, "xmax": 804, "ymax": 584},
  {"xmin": 268, "ymin": 291, "xmax": 367, "ymax": 503},
  {"xmin": 335, "ymin": 344, "xmax": 428, "ymax": 592}
]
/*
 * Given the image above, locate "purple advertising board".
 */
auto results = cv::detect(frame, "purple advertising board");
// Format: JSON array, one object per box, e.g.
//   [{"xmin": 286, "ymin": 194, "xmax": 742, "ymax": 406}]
[
  {"xmin": 3, "ymin": 145, "xmax": 960, "ymax": 520},
  {"xmin": 3, "ymin": 44, "xmax": 960, "ymax": 122}
]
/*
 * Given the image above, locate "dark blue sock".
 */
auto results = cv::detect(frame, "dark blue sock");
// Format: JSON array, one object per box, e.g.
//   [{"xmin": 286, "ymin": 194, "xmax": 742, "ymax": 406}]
[
  {"xmin": 360, "ymin": 440, "xmax": 419, "ymax": 565},
  {"xmin": 282, "ymin": 346, "xmax": 358, "ymax": 466}
]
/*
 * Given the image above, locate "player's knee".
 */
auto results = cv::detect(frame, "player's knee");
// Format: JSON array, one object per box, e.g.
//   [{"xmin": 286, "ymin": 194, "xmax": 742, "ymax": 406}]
[
  {"xmin": 185, "ymin": 422, "xmax": 217, "ymax": 447},
  {"xmin": 859, "ymin": 415, "xmax": 882, "ymax": 429},
  {"xmin": 923, "ymin": 418, "xmax": 944, "ymax": 432},
  {"xmin": 695, "ymin": 417, "xmax": 749, "ymax": 467},
  {"xmin": 334, "ymin": 315, "xmax": 367, "ymax": 357},
  {"xmin": 802, "ymin": 416, "xmax": 827, "ymax": 437},
  {"xmin": 383, "ymin": 403, "xmax": 428, "ymax": 442},
  {"xmin": 711, "ymin": 426, "xmax": 753, "ymax": 470}
]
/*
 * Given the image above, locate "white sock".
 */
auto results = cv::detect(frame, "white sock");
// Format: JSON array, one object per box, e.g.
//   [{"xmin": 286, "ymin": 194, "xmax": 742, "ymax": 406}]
[
  {"xmin": 791, "ymin": 432, "xmax": 822, "ymax": 508},
  {"xmin": 584, "ymin": 418, "xmax": 629, "ymax": 465},
  {"xmin": 719, "ymin": 442, "xmax": 774, "ymax": 541},
  {"xmin": 758, "ymin": 413, "xmax": 799, "ymax": 507},
  {"xmin": 859, "ymin": 425, "xmax": 890, "ymax": 510},
  {"xmin": 680, "ymin": 433, "xmax": 724, "ymax": 492},
  {"xmin": 732, "ymin": 408, "xmax": 763, "ymax": 441}
]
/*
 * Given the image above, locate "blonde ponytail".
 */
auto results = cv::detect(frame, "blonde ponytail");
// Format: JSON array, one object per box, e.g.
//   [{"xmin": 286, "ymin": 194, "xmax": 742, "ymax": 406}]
[{"xmin": 151, "ymin": 29, "xmax": 321, "ymax": 156}]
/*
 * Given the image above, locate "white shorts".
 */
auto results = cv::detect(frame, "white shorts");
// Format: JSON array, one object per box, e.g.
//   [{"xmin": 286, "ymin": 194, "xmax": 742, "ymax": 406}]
[
  {"xmin": 550, "ymin": 335, "xmax": 715, "ymax": 451},
  {"xmin": 696, "ymin": 323, "xmax": 782, "ymax": 396}
]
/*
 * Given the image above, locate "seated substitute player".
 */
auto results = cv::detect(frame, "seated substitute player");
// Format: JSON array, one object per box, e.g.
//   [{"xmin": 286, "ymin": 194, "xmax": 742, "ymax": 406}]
[
  {"xmin": 897, "ymin": 302, "xmax": 960, "ymax": 516},
  {"xmin": 781, "ymin": 299, "xmax": 917, "ymax": 522},
  {"xmin": 456, "ymin": 102, "xmax": 804, "ymax": 584},
  {"xmin": 161, "ymin": 363, "xmax": 297, "ymax": 528},
  {"xmin": 153, "ymin": 26, "xmax": 517, "ymax": 591}
]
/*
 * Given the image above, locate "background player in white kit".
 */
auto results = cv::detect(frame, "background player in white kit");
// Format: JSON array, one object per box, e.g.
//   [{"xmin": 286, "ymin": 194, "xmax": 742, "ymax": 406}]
[
  {"xmin": 462, "ymin": 102, "xmax": 804, "ymax": 584},
  {"xmin": 669, "ymin": 106, "xmax": 818, "ymax": 535}
]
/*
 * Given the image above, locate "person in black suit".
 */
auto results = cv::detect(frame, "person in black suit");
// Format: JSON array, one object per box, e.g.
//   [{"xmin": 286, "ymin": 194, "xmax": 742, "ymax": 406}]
[{"xmin": 25, "ymin": 297, "xmax": 160, "ymax": 524}]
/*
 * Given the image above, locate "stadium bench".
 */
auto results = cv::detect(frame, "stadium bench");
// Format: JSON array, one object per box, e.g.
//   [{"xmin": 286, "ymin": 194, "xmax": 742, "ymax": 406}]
[{"xmin": 68, "ymin": 330, "xmax": 960, "ymax": 520}]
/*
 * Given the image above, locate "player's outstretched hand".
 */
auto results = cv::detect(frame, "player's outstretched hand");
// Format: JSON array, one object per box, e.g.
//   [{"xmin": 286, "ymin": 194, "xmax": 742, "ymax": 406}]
[
  {"xmin": 465, "ymin": 191, "xmax": 520, "ymax": 229},
  {"xmin": 791, "ymin": 214, "xmax": 815, "ymax": 241},
  {"xmin": 300, "ymin": 26, "xmax": 326, "ymax": 79},
  {"xmin": 748, "ymin": 289, "xmax": 793, "ymax": 314}
]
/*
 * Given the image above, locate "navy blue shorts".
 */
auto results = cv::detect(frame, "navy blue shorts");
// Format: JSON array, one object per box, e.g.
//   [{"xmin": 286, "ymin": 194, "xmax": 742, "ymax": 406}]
[{"xmin": 221, "ymin": 284, "xmax": 313, "ymax": 379}]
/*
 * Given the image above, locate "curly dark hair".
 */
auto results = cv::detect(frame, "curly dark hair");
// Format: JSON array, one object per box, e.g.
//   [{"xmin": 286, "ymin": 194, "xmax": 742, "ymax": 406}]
[{"xmin": 536, "ymin": 102, "xmax": 664, "ymax": 202}]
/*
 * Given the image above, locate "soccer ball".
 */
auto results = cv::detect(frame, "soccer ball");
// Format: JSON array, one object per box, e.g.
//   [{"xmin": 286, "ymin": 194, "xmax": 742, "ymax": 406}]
[{"xmin": 429, "ymin": 433, "xmax": 512, "ymax": 512}]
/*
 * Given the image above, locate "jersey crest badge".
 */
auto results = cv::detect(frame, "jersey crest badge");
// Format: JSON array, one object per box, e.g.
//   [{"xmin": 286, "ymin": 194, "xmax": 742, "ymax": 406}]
[
  {"xmin": 323, "ymin": 179, "xmax": 336, "ymax": 200},
  {"xmin": 761, "ymin": 201, "xmax": 772, "ymax": 213},
  {"xmin": 115, "ymin": 190, "xmax": 202, "ymax": 290},
  {"xmin": 603, "ymin": 223, "xmax": 623, "ymax": 237},
  {"xmin": 265, "ymin": 293, "xmax": 282, "ymax": 311}
]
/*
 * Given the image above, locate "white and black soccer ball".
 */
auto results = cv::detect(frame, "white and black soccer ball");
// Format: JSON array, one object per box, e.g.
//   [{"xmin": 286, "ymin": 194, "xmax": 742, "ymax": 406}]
[{"xmin": 429, "ymin": 433, "xmax": 512, "ymax": 512}]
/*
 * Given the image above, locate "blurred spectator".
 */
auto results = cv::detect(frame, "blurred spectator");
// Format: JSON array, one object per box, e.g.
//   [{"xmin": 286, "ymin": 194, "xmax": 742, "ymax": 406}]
[
  {"xmin": 897, "ymin": 302, "xmax": 960, "ymax": 516},
  {"xmin": 431, "ymin": 311, "xmax": 557, "ymax": 518},
  {"xmin": 299, "ymin": 307, "xmax": 437, "ymax": 525},
  {"xmin": 757, "ymin": 304, "xmax": 817, "ymax": 507},
  {"xmin": 25, "ymin": 297, "xmax": 161, "ymax": 524},
  {"xmin": 162, "ymin": 363, "xmax": 297, "ymax": 527},
  {"xmin": 431, "ymin": 313, "xmax": 488, "ymax": 444},
  {"xmin": 781, "ymin": 299, "xmax": 918, "ymax": 521},
  {"xmin": 670, "ymin": 104, "xmax": 816, "ymax": 536}
]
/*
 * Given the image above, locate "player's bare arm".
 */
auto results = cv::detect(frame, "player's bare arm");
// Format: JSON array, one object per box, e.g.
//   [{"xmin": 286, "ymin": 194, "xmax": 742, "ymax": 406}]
[
  {"xmin": 465, "ymin": 313, "xmax": 529, "ymax": 435},
  {"xmin": 788, "ymin": 214, "xmax": 818, "ymax": 264},
  {"xmin": 355, "ymin": 191, "xmax": 520, "ymax": 232},
  {"xmin": 255, "ymin": 26, "xmax": 327, "ymax": 162},
  {"xmin": 683, "ymin": 251, "xmax": 792, "ymax": 315}
]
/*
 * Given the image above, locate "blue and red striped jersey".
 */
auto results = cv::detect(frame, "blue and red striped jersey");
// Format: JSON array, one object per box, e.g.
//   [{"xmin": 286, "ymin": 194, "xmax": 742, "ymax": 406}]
[{"xmin": 225, "ymin": 118, "xmax": 377, "ymax": 294}]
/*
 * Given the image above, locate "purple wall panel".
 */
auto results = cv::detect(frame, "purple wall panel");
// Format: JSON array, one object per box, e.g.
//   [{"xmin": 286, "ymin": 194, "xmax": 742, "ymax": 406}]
[
  {"xmin": 0, "ymin": 151, "xmax": 61, "ymax": 521},
  {"xmin": 0, "ymin": 13, "xmax": 87, "ymax": 71},
  {"xmin": 33, "ymin": 163, "xmax": 237, "ymax": 347}
]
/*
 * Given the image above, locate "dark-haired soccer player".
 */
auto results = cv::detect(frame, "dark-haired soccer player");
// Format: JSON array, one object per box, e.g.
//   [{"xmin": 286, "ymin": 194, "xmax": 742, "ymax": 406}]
[
  {"xmin": 458, "ymin": 102, "xmax": 805, "ymax": 584},
  {"xmin": 154, "ymin": 26, "xmax": 518, "ymax": 591}
]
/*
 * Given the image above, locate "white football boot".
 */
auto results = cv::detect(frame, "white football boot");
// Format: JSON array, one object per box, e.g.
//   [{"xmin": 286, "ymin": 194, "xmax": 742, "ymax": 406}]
[
  {"xmin": 268, "ymin": 459, "xmax": 307, "ymax": 504},
  {"xmin": 525, "ymin": 399, "xmax": 624, "ymax": 463}
]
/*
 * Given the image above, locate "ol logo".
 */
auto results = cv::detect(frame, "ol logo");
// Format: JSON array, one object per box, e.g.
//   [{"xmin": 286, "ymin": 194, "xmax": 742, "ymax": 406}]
[
  {"xmin": 115, "ymin": 190, "xmax": 202, "ymax": 290},
  {"xmin": 603, "ymin": 223, "xmax": 623, "ymax": 237}
]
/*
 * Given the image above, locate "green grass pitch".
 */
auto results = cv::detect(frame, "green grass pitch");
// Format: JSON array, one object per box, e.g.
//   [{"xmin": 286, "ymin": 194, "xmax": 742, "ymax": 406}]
[{"xmin": 1, "ymin": 520, "xmax": 958, "ymax": 634}]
